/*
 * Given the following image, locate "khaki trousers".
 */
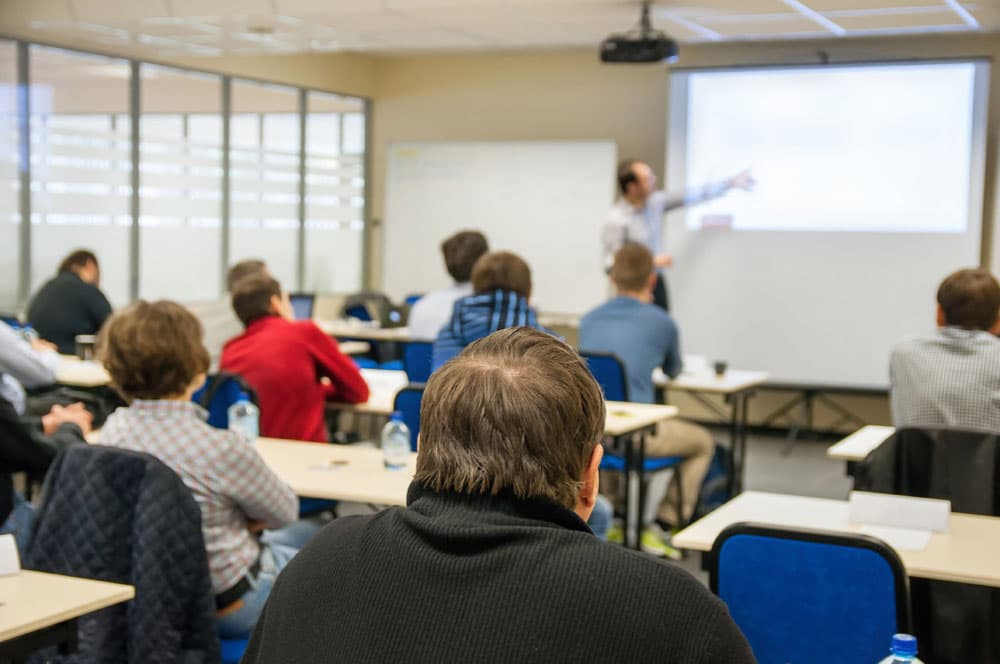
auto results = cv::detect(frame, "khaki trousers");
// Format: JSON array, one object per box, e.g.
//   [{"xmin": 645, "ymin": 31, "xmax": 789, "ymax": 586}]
[{"xmin": 602, "ymin": 418, "xmax": 714, "ymax": 527}]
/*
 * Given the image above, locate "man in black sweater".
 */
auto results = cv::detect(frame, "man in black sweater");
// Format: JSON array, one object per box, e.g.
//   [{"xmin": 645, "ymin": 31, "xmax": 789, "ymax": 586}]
[
  {"xmin": 27, "ymin": 249, "xmax": 113, "ymax": 355},
  {"xmin": 243, "ymin": 328, "xmax": 755, "ymax": 663}
]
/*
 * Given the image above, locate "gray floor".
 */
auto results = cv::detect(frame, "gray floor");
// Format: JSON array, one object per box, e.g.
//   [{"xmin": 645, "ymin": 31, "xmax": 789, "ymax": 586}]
[{"xmin": 674, "ymin": 428, "xmax": 853, "ymax": 582}]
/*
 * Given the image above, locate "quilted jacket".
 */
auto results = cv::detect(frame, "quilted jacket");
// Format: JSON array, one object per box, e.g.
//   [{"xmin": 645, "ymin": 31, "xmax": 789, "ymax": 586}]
[{"xmin": 26, "ymin": 445, "xmax": 221, "ymax": 663}]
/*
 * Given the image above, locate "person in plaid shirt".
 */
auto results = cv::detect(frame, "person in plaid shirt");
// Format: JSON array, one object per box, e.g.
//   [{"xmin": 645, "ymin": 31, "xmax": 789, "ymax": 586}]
[{"xmin": 98, "ymin": 300, "xmax": 312, "ymax": 638}]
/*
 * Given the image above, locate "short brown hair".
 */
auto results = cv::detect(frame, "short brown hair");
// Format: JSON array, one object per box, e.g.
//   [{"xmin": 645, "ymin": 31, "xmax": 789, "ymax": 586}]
[
  {"xmin": 937, "ymin": 268, "xmax": 1000, "ymax": 330},
  {"xmin": 611, "ymin": 243, "xmax": 654, "ymax": 292},
  {"xmin": 58, "ymin": 249, "xmax": 97, "ymax": 275},
  {"xmin": 471, "ymin": 251, "xmax": 532, "ymax": 299},
  {"xmin": 98, "ymin": 300, "xmax": 210, "ymax": 401},
  {"xmin": 441, "ymin": 231, "xmax": 489, "ymax": 283},
  {"xmin": 415, "ymin": 327, "xmax": 605, "ymax": 509},
  {"xmin": 226, "ymin": 259, "xmax": 267, "ymax": 293},
  {"xmin": 231, "ymin": 274, "xmax": 282, "ymax": 327}
]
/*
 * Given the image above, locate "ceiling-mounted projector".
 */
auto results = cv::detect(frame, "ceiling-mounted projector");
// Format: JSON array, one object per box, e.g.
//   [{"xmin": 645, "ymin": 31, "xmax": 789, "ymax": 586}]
[{"xmin": 600, "ymin": 1, "xmax": 679, "ymax": 64}]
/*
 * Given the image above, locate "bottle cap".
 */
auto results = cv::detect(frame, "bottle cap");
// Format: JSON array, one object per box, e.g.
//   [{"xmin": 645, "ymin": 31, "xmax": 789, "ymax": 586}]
[
  {"xmin": 891, "ymin": 634, "xmax": 917, "ymax": 657},
  {"xmin": 236, "ymin": 391, "xmax": 250, "ymax": 403},
  {"xmin": 391, "ymin": 410, "xmax": 403, "ymax": 421}
]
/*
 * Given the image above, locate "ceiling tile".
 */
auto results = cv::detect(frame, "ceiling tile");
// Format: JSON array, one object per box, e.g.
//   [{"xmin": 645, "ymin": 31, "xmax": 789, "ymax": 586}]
[
  {"xmin": 170, "ymin": 0, "xmax": 274, "ymax": 16},
  {"xmin": 697, "ymin": 13, "xmax": 835, "ymax": 36},
  {"xmin": 71, "ymin": 0, "xmax": 170, "ymax": 23},
  {"xmin": 834, "ymin": 9, "xmax": 967, "ymax": 30},
  {"xmin": 805, "ymin": 0, "xmax": 950, "ymax": 9}
]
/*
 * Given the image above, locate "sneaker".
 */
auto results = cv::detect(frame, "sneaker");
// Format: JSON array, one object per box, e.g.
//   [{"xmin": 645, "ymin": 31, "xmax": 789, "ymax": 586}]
[
  {"xmin": 606, "ymin": 522, "xmax": 624, "ymax": 544},
  {"xmin": 641, "ymin": 526, "xmax": 683, "ymax": 560}
]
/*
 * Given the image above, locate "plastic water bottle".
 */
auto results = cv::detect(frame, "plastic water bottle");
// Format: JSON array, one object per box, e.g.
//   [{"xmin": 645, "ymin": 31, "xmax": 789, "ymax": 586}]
[
  {"xmin": 381, "ymin": 411, "xmax": 411, "ymax": 470},
  {"xmin": 228, "ymin": 392, "xmax": 259, "ymax": 443},
  {"xmin": 878, "ymin": 634, "xmax": 923, "ymax": 664}
]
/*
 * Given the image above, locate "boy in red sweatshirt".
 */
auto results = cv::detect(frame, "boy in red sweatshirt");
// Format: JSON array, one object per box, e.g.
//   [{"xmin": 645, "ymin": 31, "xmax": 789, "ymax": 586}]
[{"xmin": 221, "ymin": 275, "xmax": 369, "ymax": 442}]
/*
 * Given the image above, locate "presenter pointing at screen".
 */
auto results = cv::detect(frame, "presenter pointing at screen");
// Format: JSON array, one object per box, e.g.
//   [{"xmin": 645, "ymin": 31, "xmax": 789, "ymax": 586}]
[{"xmin": 602, "ymin": 159, "xmax": 754, "ymax": 311}]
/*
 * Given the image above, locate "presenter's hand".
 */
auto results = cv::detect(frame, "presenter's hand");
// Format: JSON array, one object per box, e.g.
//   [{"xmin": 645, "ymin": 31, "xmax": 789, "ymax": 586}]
[
  {"xmin": 654, "ymin": 254, "xmax": 673, "ymax": 269},
  {"xmin": 727, "ymin": 169, "xmax": 755, "ymax": 191}
]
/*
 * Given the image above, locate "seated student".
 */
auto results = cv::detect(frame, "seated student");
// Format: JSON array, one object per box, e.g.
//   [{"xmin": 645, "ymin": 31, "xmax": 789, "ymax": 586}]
[
  {"xmin": 186, "ymin": 259, "xmax": 268, "ymax": 370},
  {"xmin": 27, "ymin": 249, "xmax": 113, "ymax": 355},
  {"xmin": 432, "ymin": 251, "xmax": 545, "ymax": 370},
  {"xmin": 0, "ymin": 394, "xmax": 91, "ymax": 557},
  {"xmin": 221, "ymin": 275, "xmax": 369, "ymax": 442},
  {"xmin": 0, "ymin": 321, "xmax": 59, "ymax": 416},
  {"xmin": 580, "ymin": 244, "xmax": 714, "ymax": 558},
  {"xmin": 408, "ymin": 231, "xmax": 489, "ymax": 340},
  {"xmin": 242, "ymin": 328, "xmax": 753, "ymax": 664},
  {"xmin": 890, "ymin": 267, "xmax": 1000, "ymax": 433},
  {"xmin": 97, "ymin": 300, "xmax": 305, "ymax": 637}
]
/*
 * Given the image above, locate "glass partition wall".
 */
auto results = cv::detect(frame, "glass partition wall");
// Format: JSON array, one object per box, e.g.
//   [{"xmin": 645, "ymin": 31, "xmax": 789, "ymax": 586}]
[{"xmin": 4, "ymin": 39, "xmax": 369, "ymax": 311}]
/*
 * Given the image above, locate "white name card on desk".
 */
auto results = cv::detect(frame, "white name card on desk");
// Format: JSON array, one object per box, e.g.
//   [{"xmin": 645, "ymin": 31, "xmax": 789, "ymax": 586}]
[
  {"xmin": 0, "ymin": 534, "xmax": 21, "ymax": 576},
  {"xmin": 849, "ymin": 491, "xmax": 950, "ymax": 533}
]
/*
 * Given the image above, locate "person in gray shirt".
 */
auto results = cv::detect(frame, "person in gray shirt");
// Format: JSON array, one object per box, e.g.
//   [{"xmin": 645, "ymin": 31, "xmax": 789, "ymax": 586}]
[
  {"xmin": 890, "ymin": 268, "xmax": 1000, "ymax": 433},
  {"xmin": 0, "ymin": 321, "xmax": 59, "ymax": 416}
]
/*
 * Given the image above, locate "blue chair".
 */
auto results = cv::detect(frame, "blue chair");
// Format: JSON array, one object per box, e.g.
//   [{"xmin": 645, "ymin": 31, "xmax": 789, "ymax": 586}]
[
  {"xmin": 221, "ymin": 637, "xmax": 249, "ymax": 664},
  {"xmin": 403, "ymin": 342, "xmax": 433, "ymax": 383},
  {"xmin": 404, "ymin": 293, "xmax": 424, "ymax": 307},
  {"xmin": 192, "ymin": 373, "xmax": 258, "ymax": 430},
  {"xmin": 352, "ymin": 357, "xmax": 379, "ymax": 369},
  {"xmin": 710, "ymin": 522, "xmax": 911, "ymax": 664},
  {"xmin": 393, "ymin": 384, "xmax": 424, "ymax": 451},
  {"xmin": 581, "ymin": 351, "xmax": 685, "ymax": 526},
  {"xmin": 380, "ymin": 359, "xmax": 404, "ymax": 371}
]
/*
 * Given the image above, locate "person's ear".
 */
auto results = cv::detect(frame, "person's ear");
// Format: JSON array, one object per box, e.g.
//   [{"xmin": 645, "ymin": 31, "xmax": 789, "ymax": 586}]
[
  {"xmin": 990, "ymin": 316, "xmax": 1000, "ymax": 336},
  {"xmin": 574, "ymin": 443, "xmax": 603, "ymax": 522},
  {"xmin": 935, "ymin": 304, "xmax": 947, "ymax": 328}
]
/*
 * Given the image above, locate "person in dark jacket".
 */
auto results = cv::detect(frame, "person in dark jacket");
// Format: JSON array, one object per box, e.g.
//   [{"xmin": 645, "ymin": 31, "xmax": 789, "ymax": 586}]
[
  {"xmin": 27, "ymin": 249, "xmax": 113, "ymax": 354},
  {"xmin": 242, "ymin": 328, "xmax": 755, "ymax": 664},
  {"xmin": 0, "ymin": 394, "xmax": 90, "ymax": 556},
  {"xmin": 432, "ymin": 251, "xmax": 550, "ymax": 371}
]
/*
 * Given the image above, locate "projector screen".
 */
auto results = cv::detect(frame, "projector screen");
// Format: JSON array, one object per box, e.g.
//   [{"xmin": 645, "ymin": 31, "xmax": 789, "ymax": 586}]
[{"xmin": 665, "ymin": 61, "xmax": 989, "ymax": 388}]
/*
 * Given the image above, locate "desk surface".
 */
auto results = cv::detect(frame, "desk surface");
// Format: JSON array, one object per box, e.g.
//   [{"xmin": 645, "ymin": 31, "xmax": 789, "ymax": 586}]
[
  {"xmin": 654, "ymin": 367, "xmax": 769, "ymax": 394},
  {"xmin": 338, "ymin": 340, "xmax": 371, "ymax": 356},
  {"xmin": 256, "ymin": 438, "xmax": 415, "ymax": 505},
  {"xmin": 605, "ymin": 402, "xmax": 678, "ymax": 436},
  {"xmin": 827, "ymin": 425, "xmax": 896, "ymax": 462},
  {"xmin": 0, "ymin": 571, "xmax": 134, "ymax": 642},
  {"xmin": 329, "ymin": 368, "xmax": 411, "ymax": 415},
  {"xmin": 55, "ymin": 356, "xmax": 110, "ymax": 388},
  {"xmin": 673, "ymin": 491, "xmax": 1000, "ymax": 588},
  {"xmin": 318, "ymin": 320, "xmax": 413, "ymax": 343}
]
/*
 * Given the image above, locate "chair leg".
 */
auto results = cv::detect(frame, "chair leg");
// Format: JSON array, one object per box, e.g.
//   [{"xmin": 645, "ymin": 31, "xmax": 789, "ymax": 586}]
[{"xmin": 674, "ymin": 466, "xmax": 685, "ymax": 528}]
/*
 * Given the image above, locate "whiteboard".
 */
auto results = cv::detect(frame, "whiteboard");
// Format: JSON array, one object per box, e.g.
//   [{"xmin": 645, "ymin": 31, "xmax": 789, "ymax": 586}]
[{"xmin": 383, "ymin": 141, "xmax": 616, "ymax": 315}]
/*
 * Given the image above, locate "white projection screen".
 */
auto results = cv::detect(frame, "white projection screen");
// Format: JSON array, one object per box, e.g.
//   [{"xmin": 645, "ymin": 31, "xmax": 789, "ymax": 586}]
[{"xmin": 665, "ymin": 60, "xmax": 990, "ymax": 389}]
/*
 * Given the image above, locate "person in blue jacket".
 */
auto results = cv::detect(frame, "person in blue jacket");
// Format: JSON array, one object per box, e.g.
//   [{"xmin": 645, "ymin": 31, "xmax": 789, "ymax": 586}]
[{"xmin": 432, "ymin": 251, "xmax": 550, "ymax": 371}]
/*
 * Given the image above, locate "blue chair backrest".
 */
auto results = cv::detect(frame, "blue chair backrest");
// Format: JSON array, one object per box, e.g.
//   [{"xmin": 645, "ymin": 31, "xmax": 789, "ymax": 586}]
[
  {"xmin": 581, "ymin": 351, "xmax": 629, "ymax": 402},
  {"xmin": 393, "ymin": 385, "xmax": 424, "ymax": 451},
  {"xmin": 403, "ymin": 342, "xmax": 433, "ymax": 383},
  {"xmin": 404, "ymin": 294, "xmax": 424, "ymax": 307},
  {"xmin": 192, "ymin": 373, "xmax": 259, "ymax": 430},
  {"xmin": 344, "ymin": 304, "xmax": 372, "ymax": 322},
  {"xmin": 711, "ymin": 522, "xmax": 910, "ymax": 664}
]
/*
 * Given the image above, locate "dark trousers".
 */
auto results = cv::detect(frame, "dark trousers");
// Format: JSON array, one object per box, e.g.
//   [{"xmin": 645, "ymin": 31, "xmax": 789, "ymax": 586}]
[{"xmin": 653, "ymin": 272, "xmax": 670, "ymax": 312}]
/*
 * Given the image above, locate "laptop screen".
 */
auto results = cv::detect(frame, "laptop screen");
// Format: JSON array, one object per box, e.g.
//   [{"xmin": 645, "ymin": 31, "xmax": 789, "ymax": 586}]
[{"xmin": 289, "ymin": 294, "xmax": 315, "ymax": 320}]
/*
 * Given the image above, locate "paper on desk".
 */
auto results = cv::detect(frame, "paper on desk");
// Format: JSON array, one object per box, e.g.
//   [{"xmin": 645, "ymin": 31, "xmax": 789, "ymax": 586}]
[{"xmin": 858, "ymin": 525, "xmax": 932, "ymax": 552}]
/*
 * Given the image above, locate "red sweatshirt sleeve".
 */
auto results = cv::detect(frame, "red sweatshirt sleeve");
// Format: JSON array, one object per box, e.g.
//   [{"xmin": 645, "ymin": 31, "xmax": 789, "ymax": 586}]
[{"xmin": 300, "ymin": 322, "xmax": 371, "ymax": 404}]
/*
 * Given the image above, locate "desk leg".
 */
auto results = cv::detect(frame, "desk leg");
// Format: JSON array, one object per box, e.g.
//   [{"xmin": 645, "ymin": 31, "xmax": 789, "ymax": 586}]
[
  {"xmin": 726, "ymin": 391, "xmax": 751, "ymax": 496},
  {"xmin": 622, "ymin": 434, "xmax": 636, "ymax": 550},
  {"xmin": 635, "ymin": 428, "xmax": 648, "ymax": 551}
]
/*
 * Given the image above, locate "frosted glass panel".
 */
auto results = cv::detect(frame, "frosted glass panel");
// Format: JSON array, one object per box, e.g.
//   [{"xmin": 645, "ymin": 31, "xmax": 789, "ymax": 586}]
[
  {"xmin": 139, "ymin": 65, "xmax": 222, "ymax": 300},
  {"xmin": 28, "ymin": 46, "xmax": 131, "ymax": 307},
  {"xmin": 0, "ymin": 42, "xmax": 18, "ymax": 311},
  {"xmin": 230, "ymin": 80, "xmax": 300, "ymax": 291},
  {"xmin": 304, "ymin": 92, "xmax": 364, "ymax": 292}
]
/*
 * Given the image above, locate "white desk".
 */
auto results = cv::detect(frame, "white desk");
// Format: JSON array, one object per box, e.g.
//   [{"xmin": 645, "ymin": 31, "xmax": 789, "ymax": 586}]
[
  {"xmin": 329, "ymin": 368, "xmax": 411, "ymax": 415},
  {"xmin": 654, "ymin": 367, "xmax": 769, "ymax": 494},
  {"xmin": 318, "ymin": 320, "xmax": 413, "ymax": 343},
  {"xmin": 338, "ymin": 340, "xmax": 371, "ymax": 356},
  {"xmin": 827, "ymin": 425, "xmax": 896, "ymax": 462},
  {"xmin": 256, "ymin": 437, "xmax": 415, "ymax": 505},
  {"xmin": 55, "ymin": 356, "xmax": 110, "ymax": 388},
  {"xmin": 673, "ymin": 491, "xmax": 1000, "ymax": 588},
  {"xmin": 0, "ymin": 571, "xmax": 134, "ymax": 657}
]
